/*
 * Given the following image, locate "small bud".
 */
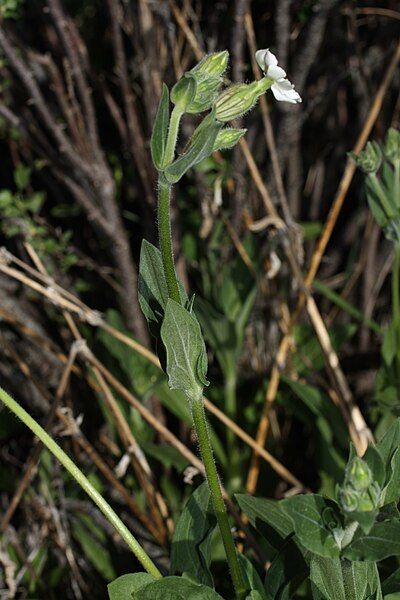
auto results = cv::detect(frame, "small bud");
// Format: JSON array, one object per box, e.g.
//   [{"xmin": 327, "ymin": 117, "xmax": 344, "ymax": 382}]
[
  {"xmin": 215, "ymin": 78, "xmax": 271, "ymax": 122},
  {"xmin": 186, "ymin": 75, "xmax": 222, "ymax": 114},
  {"xmin": 352, "ymin": 141, "xmax": 382, "ymax": 174},
  {"xmin": 213, "ymin": 127, "xmax": 247, "ymax": 152},
  {"xmin": 191, "ymin": 51, "xmax": 229, "ymax": 77},
  {"xmin": 357, "ymin": 490, "xmax": 375, "ymax": 512},
  {"xmin": 340, "ymin": 487, "xmax": 359, "ymax": 512},
  {"xmin": 348, "ymin": 458, "xmax": 372, "ymax": 491},
  {"xmin": 171, "ymin": 73, "xmax": 197, "ymax": 112},
  {"xmin": 384, "ymin": 128, "xmax": 400, "ymax": 165},
  {"xmin": 186, "ymin": 52, "xmax": 229, "ymax": 114}
]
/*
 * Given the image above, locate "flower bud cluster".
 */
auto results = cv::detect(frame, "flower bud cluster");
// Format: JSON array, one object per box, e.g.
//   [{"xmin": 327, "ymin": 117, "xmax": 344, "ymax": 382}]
[{"xmin": 339, "ymin": 457, "xmax": 380, "ymax": 514}]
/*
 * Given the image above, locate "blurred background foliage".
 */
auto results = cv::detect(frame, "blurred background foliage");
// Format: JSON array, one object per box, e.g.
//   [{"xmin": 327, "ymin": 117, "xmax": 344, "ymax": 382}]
[{"xmin": 0, "ymin": 0, "xmax": 399, "ymax": 597}]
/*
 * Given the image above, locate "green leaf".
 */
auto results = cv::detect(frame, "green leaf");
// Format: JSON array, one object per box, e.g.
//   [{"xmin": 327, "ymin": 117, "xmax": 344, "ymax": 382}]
[
  {"xmin": 14, "ymin": 164, "xmax": 31, "ymax": 190},
  {"xmin": 238, "ymin": 553, "xmax": 267, "ymax": 599},
  {"xmin": 164, "ymin": 110, "xmax": 222, "ymax": 184},
  {"xmin": 264, "ymin": 536, "xmax": 309, "ymax": 600},
  {"xmin": 382, "ymin": 325, "xmax": 397, "ymax": 366},
  {"xmin": 282, "ymin": 495, "xmax": 341, "ymax": 558},
  {"xmin": 362, "ymin": 444, "xmax": 385, "ymax": 487},
  {"xmin": 161, "ymin": 299, "xmax": 209, "ymax": 402},
  {"xmin": 138, "ymin": 241, "xmax": 188, "ymax": 340},
  {"xmin": 235, "ymin": 494, "xmax": 294, "ymax": 555},
  {"xmin": 343, "ymin": 519, "xmax": 400, "ymax": 561},
  {"xmin": 171, "ymin": 482, "xmax": 217, "ymax": 587},
  {"xmin": 310, "ymin": 556, "xmax": 380, "ymax": 600},
  {"xmin": 382, "ymin": 447, "xmax": 400, "ymax": 504},
  {"xmin": 382, "ymin": 567, "xmax": 400, "ymax": 595},
  {"xmin": 138, "ymin": 240, "xmax": 169, "ymax": 338},
  {"xmin": 151, "ymin": 83, "xmax": 170, "ymax": 170},
  {"xmin": 377, "ymin": 419, "xmax": 400, "ymax": 504},
  {"xmin": 72, "ymin": 521, "xmax": 116, "ymax": 581},
  {"xmin": 135, "ymin": 576, "xmax": 224, "ymax": 599},
  {"xmin": 108, "ymin": 573, "xmax": 156, "ymax": 599}
]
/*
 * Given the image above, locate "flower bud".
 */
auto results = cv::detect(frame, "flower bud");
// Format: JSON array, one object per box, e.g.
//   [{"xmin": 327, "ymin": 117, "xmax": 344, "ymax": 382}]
[
  {"xmin": 185, "ymin": 52, "xmax": 229, "ymax": 114},
  {"xmin": 347, "ymin": 458, "xmax": 372, "ymax": 491},
  {"xmin": 213, "ymin": 127, "xmax": 247, "ymax": 152},
  {"xmin": 171, "ymin": 73, "xmax": 197, "ymax": 112},
  {"xmin": 384, "ymin": 128, "xmax": 400, "ymax": 166},
  {"xmin": 352, "ymin": 141, "xmax": 382, "ymax": 174},
  {"xmin": 191, "ymin": 51, "xmax": 229, "ymax": 77},
  {"xmin": 215, "ymin": 78, "xmax": 271, "ymax": 122},
  {"xmin": 357, "ymin": 490, "xmax": 375, "ymax": 512},
  {"xmin": 340, "ymin": 487, "xmax": 359, "ymax": 512}
]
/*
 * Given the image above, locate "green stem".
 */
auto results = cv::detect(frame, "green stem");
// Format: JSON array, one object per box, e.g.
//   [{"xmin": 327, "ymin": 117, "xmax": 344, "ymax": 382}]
[
  {"xmin": 370, "ymin": 173, "xmax": 394, "ymax": 218},
  {"xmin": 158, "ymin": 178, "xmax": 181, "ymax": 303},
  {"xmin": 191, "ymin": 397, "xmax": 247, "ymax": 600},
  {"xmin": 0, "ymin": 386, "xmax": 162, "ymax": 580}
]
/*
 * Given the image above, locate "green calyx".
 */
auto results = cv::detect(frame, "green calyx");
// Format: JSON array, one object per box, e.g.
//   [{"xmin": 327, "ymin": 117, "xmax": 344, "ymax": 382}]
[
  {"xmin": 215, "ymin": 77, "xmax": 271, "ymax": 122},
  {"xmin": 171, "ymin": 73, "xmax": 197, "ymax": 112},
  {"xmin": 384, "ymin": 127, "xmax": 400, "ymax": 165}
]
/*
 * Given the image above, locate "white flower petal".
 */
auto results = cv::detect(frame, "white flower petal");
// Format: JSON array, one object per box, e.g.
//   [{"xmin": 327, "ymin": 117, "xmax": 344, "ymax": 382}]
[
  {"xmin": 264, "ymin": 49, "xmax": 278, "ymax": 67},
  {"xmin": 255, "ymin": 49, "xmax": 269, "ymax": 70},
  {"xmin": 267, "ymin": 65, "xmax": 286, "ymax": 80},
  {"xmin": 271, "ymin": 79, "xmax": 302, "ymax": 104}
]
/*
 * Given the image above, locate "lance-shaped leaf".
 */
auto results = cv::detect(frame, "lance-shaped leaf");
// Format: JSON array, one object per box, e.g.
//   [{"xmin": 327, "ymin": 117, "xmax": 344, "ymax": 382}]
[
  {"xmin": 213, "ymin": 128, "xmax": 247, "ymax": 152},
  {"xmin": 171, "ymin": 482, "xmax": 217, "ymax": 587},
  {"xmin": 138, "ymin": 240, "xmax": 169, "ymax": 338},
  {"xmin": 139, "ymin": 240, "xmax": 188, "ymax": 338},
  {"xmin": 164, "ymin": 109, "xmax": 222, "ymax": 183},
  {"xmin": 161, "ymin": 299, "xmax": 209, "ymax": 402},
  {"xmin": 151, "ymin": 83, "xmax": 170, "ymax": 170}
]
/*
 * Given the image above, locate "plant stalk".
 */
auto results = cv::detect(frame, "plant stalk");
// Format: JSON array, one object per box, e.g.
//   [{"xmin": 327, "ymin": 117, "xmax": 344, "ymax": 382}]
[
  {"xmin": 158, "ymin": 178, "xmax": 181, "ymax": 303},
  {"xmin": 191, "ymin": 396, "xmax": 247, "ymax": 600},
  {"xmin": 0, "ymin": 386, "xmax": 162, "ymax": 580}
]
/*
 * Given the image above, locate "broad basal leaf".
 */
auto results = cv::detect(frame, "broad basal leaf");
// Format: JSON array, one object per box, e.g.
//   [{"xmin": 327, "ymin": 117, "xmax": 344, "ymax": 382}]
[
  {"xmin": 235, "ymin": 494, "xmax": 294, "ymax": 557},
  {"xmin": 282, "ymin": 495, "xmax": 341, "ymax": 558},
  {"xmin": 108, "ymin": 573, "xmax": 155, "ymax": 600},
  {"xmin": 171, "ymin": 482, "xmax": 217, "ymax": 587},
  {"xmin": 135, "ymin": 576, "xmax": 224, "ymax": 599},
  {"xmin": 343, "ymin": 519, "xmax": 400, "ymax": 561}
]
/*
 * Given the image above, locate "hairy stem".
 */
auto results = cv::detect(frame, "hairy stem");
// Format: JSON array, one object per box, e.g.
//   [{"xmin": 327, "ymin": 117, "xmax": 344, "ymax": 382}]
[
  {"xmin": 158, "ymin": 179, "xmax": 181, "ymax": 303},
  {"xmin": 191, "ymin": 396, "xmax": 247, "ymax": 600},
  {"xmin": 0, "ymin": 386, "xmax": 162, "ymax": 579}
]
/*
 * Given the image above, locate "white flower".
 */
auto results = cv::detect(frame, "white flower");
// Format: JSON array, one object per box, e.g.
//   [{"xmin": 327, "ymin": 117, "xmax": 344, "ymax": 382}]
[{"xmin": 255, "ymin": 49, "xmax": 302, "ymax": 104}]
